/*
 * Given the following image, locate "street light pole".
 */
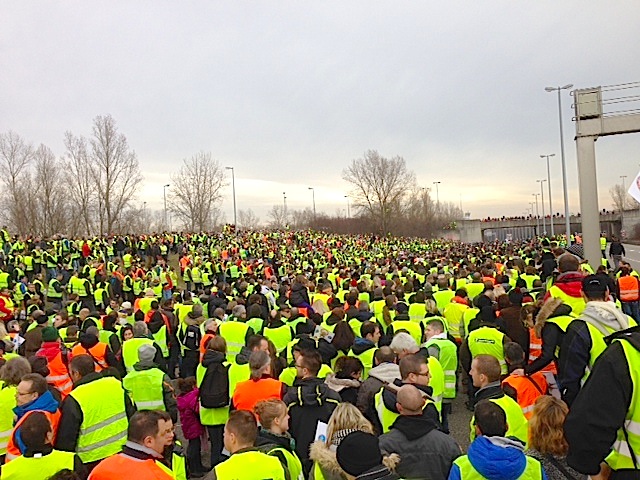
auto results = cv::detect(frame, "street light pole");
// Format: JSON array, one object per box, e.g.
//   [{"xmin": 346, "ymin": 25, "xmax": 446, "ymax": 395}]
[
  {"xmin": 163, "ymin": 184, "xmax": 170, "ymax": 231},
  {"xmin": 533, "ymin": 193, "xmax": 540, "ymax": 235},
  {"xmin": 344, "ymin": 195, "xmax": 350, "ymax": 218},
  {"xmin": 282, "ymin": 192, "xmax": 287, "ymax": 225},
  {"xmin": 537, "ymin": 179, "xmax": 547, "ymax": 235},
  {"xmin": 546, "ymin": 84, "xmax": 574, "ymax": 245},
  {"xmin": 433, "ymin": 181, "xmax": 441, "ymax": 206},
  {"xmin": 225, "ymin": 167, "xmax": 237, "ymax": 229},
  {"xmin": 541, "ymin": 154, "xmax": 556, "ymax": 237},
  {"xmin": 308, "ymin": 187, "xmax": 316, "ymax": 223}
]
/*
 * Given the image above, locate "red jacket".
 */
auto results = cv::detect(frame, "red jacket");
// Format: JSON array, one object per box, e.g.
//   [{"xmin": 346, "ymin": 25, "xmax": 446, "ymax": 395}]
[{"xmin": 543, "ymin": 272, "xmax": 584, "ymax": 302}]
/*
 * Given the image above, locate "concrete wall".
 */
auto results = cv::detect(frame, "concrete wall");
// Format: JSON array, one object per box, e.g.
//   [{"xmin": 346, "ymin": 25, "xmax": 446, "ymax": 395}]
[{"xmin": 453, "ymin": 213, "xmax": 622, "ymax": 243}]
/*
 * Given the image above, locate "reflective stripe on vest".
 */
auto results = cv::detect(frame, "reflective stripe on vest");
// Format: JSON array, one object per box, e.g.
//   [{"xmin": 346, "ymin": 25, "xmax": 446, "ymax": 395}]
[
  {"xmin": 69, "ymin": 377, "xmax": 128, "ymax": 463},
  {"xmin": 0, "ymin": 384, "xmax": 16, "ymax": 454},
  {"xmin": 606, "ymin": 338, "xmax": 640, "ymax": 470},
  {"xmin": 123, "ymin": 368, "xmax": 166, "ymax": 411},
  {"xmin": 218, "ymin": 322, "xmax": 250, "ymax": 361},
  {"xmin": 424, "ymin": 337, "xmax": 458, "ymax": 399},
  {"xmin": 619, "ymin": 276, "xmax": 640, "ymax": 302}
]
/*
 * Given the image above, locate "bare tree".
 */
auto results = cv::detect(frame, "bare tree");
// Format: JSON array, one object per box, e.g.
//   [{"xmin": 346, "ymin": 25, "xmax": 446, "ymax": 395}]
[
  {"xmin": 267, "ymin": 205, "xmax": 288, "ymax": 229},
  {"xmin": 342, "ymin": 150, "xmax": 415, "ymax": 234},
  {"xmin": 33, "ymin": 144, "xmax": 68, "ymax": 237},
  {"xmin": 289, "ymin": 208, "xmax": 314, "ymax": 229},
  {"xmin": 0, "ymin": 131, "xmax": 33, "ymax": 234},
  {"xmin": 168, "ymin": 152, "xmax": 226, "ymax": 231},
  {"xmin": 64, "ymin": 132, "xmax": 94, "ymax": 235},
  {"xmin": 610, "ymin": 184, "xmax": 636, "ymax": 212},
  {"xmin": 90, "ymin": 115, "xmax": 142, "ymax": 235},
  {"xmin": 238, "ymin": 209, "xmax": 260, "ymax": 229}
]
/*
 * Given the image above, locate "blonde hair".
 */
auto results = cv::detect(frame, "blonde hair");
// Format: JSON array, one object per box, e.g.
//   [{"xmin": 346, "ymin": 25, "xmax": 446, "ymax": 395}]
[
  {"xmin": 325, "ymin": 403, "xmax": 373, "ymax": 446},
  {"xmin": 254, "ymin": 399, "xmax": 287, "ymax": 429},
  {"xmin": 528, "ymin": 396, "xmax": 569, "ymax": 456}
]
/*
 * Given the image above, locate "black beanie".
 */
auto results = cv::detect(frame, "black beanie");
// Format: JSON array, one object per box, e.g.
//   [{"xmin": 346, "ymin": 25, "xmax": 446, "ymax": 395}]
[{"xmin": 336, "ymin": 431, "xmax": 382, "ymax": 476}]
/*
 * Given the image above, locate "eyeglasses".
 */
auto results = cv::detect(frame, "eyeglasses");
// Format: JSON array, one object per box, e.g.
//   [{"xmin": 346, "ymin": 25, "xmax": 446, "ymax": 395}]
[
  {"xmin": 16, "ymin": 391, "xmax": 33, "ymax": 397},
  {"xmin": 416, "ymin": 371, "xmax": 430, "ymax": 377}
]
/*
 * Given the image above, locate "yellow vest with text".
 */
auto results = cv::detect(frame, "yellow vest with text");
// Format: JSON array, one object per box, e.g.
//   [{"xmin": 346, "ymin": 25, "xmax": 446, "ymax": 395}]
[{"xmin": 468, "ymin": 326, "xmax": 507, "ymax": 374}]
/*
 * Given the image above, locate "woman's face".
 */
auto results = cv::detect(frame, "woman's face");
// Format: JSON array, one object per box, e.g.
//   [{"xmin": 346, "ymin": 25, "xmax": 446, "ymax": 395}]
[
  {"xmin": 276, "ymin": 410, "xmax": 290, "ymax": 432},
  {"xmin": 123, "ymin": 329, "xmax": 134, "ymax": 341}
]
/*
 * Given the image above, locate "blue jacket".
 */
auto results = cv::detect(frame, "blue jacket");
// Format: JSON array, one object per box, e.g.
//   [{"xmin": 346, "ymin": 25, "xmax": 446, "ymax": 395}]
[
  {"xmin": 448, "ymin": 436, "xmax": 547, "ymax": 480},
  {"xmin": 12, "ymin": 390, "xmax": 60, "ymax": 455}
]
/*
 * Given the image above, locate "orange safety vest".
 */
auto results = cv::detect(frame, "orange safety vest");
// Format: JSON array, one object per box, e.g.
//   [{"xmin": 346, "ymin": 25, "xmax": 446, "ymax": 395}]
[
  {"xmin": 527, "ymin": 328, "xmax": 557, "ymax": 374},
  {"xmin": 501, "ymin": 373, "xmax": 548, "ymax": 420},
  {"xmin": 46, "ymin": 352, "xmax": 74, "ymax": 398},
  {"xmin": 199, "ymin": 333, "xmax": 215, "ymax": 361},
  {"xmin": 71, "ymin": 342, "xmax": 109, "ymax": 371},
  {"xmin": 5, "ymin": 409, "xmax": 61, "ymax": 462},
  {"xmin": 86, "ymin": 452, "xmax": 173, "ymax": 480},
  {"xmin": 619, "ymin": 276, "xmax": 640, "ymax": 302},
  {"xmin": 232, "ymin": 378, "xmax": 283, "ymax": 412},
  {"xmin": 144, "ymin": 310, "xmax": 172, "ymax": 334}
]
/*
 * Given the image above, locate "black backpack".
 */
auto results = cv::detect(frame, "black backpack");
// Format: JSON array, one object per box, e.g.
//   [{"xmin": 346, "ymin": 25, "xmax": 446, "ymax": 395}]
[
  {"xmin": 199, "ymin": 362, "xmax": 230, "ymax": 408},
  {"xmin": 178, "ymin": 324, "xmax": 201, "ymax": 352}
]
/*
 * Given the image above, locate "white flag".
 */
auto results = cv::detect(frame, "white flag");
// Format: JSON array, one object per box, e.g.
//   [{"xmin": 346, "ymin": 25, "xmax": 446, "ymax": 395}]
[{"xmin": 628, "ymin": 170, "xmax": 640, "ymax": 204}]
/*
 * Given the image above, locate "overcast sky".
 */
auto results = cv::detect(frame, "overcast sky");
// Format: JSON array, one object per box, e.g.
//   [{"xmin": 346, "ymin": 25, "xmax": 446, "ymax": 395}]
[{"xmin": 2, "ymin": 1, "xmax": 640, "ymax": 225}]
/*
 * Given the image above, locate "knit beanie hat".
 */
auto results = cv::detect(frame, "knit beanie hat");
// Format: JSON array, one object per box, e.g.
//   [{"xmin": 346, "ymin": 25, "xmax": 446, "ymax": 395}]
[
  {"xmin": 137, "ymin": 344, "xmax": 156, "ymax": 364},
  {"xmin": 336, "ymin": 431, "xmax": 382, "ymax": 476},
  {"xmin": 41, "ymin": 327, "xmax": 60, "ymax": 342}
]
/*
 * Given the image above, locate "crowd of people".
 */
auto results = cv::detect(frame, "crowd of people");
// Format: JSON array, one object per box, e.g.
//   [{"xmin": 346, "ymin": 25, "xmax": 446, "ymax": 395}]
[{"xmin": 0, "ymin": 228, "xmax": 637, "ymax": 479}]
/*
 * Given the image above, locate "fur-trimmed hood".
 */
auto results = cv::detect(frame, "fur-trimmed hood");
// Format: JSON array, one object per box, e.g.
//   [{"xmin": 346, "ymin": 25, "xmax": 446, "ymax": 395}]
[
  {"xmin": 534, "ymin": 298, "xmax": 572, "ymax": 337},
  {"xmin": 309, "ymin": 440, "xmax": 400, "ymax": 480},
  {"xmin": 309, "ymin": 440, "xmax": 348, "ymax": 480}
]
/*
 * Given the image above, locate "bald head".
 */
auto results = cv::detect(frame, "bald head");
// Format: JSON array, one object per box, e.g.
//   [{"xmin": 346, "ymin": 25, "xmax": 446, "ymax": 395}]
[
  {"xmin": 558, "ymin": 253, "xmax": 580, "ymax": 273},
  {"xmin": 396, "ymin": 384, "xmax": 425, "ymax": 416}
]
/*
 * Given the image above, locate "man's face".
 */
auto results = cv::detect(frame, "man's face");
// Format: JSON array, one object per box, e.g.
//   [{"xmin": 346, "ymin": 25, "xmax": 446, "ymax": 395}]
[
  {"xmin": 295, "ymin": 358, "xmax": 308, "ymax": 380},
  {"xmin": 372, "ymin": 326, "xmax": 381, "ymax": 345},
  {"xmin": 470, "ymin": 359, "xmax": 484, "ymax": 388},
  {"xmin": 258, "ymin": 339, "xmax": 269, "ymax": 352},
  {"xmin": 146, "ymin": 419, "xmax": 174, "ymax": 455},
  {"xmin": 409, "ymin": 363, "xmax": 430, "ymax": 387},
  {"xmin": 15, "ymin": 380, "xmax": 38, "ymax": 407},
  {"xmin": 425, "ymin": 323, "xmax": 437, "ymax": 340}
]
